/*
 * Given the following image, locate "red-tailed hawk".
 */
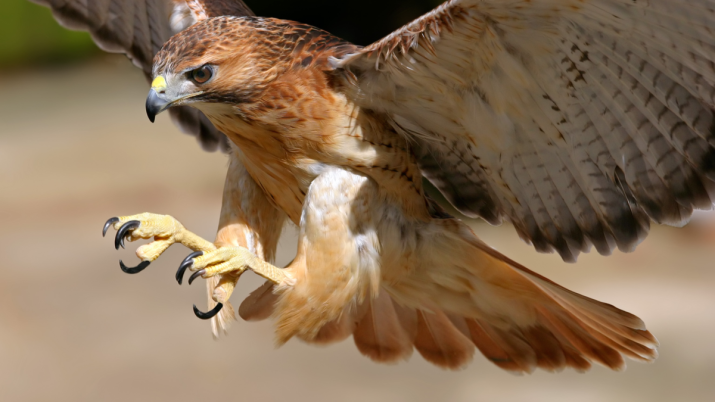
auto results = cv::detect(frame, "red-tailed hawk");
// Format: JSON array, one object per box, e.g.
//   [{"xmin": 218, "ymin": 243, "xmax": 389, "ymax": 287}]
[{"xmin": 34, "ymin": 0, "xmax": 715, "ymax": 372}]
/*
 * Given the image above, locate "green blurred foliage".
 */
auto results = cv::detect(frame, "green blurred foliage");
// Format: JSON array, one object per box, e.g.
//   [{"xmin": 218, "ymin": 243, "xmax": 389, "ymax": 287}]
[{"xmin": 0, "ymin": 0, "xmax": 98, "ymax": 67}]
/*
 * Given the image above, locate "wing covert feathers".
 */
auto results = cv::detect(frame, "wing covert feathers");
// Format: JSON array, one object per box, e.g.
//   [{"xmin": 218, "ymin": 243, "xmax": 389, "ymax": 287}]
[{"xmin": 337, "ymin": 0, "xmax": 715, "ymax": 261}]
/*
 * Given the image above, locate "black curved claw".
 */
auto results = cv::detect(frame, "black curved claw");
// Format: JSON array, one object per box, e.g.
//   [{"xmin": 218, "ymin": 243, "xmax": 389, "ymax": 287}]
[
  {"xmin": 103, "ymin": 217, "xmax": 119, "ymax": 237},
  {"xmin": 188, "ymin": 269, "xmax": 206, "ymax": 285},
  {"xmin": 114, "ymin": 220, "xmax": 140, "ymax": 250},
  {"xmin": 176, "ymin": 251, "xmax": 203, "ymax": 285},
  {"xmin": 193, "ymin": 303, "xmax": 223, "ymax": 320},
  {"xmin": 119, "ymin": 260, "xmax": 151, "ymax": 274}
]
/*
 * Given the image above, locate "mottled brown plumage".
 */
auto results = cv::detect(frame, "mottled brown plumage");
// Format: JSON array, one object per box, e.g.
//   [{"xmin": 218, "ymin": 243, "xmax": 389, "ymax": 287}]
[
  {"xmin": 36, "ymin": 0, "xmax": 715, "ymax": 373},
  {"xmin": 149, "ymin": 9, "xmax": 660, "ymax": 372}
]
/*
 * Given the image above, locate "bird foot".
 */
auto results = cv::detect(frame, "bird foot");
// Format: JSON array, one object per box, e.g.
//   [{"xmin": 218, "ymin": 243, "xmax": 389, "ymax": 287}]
[
  {"xmin": 175, "ymin": 245, "xmax": 292, "ymax": 319},
  {"xmin": 103, "ymin": 212, "xmax": 224, "ymax": 319},
  {"xmin": 102, "ymin": 212, "xmax": 216, "ymax": 273},
  {"xmin": 175, "ymin": 246, "xmax": 254, "ymax": 319},
  {"xmin": 176, "ymin": 246, "xmax": 253, "ymax": 285},
  {"xmin": 103, "ymin": 213, "xmax": 288, "ymax": 321}
]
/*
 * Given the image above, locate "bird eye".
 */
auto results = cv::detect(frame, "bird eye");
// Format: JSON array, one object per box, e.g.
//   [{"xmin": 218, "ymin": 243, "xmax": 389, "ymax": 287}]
[{"xmin": 191, "ymin": 65, "xmax": 213, "ymax": 84}]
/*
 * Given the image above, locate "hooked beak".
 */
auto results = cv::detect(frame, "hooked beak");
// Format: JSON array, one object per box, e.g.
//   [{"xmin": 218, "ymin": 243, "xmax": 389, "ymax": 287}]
[
  {"xmin": 146, "ymin": 89, "xmax": 170, "ymax": 123},
  {"xmin": 146, "ymin": 76, "xmax": 170, "ymax": 123}
]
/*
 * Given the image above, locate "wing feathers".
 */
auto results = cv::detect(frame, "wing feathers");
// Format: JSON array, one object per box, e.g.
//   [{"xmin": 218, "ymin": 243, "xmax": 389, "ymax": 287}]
[
  {"xmin": 338, "ymin": 0, "xmax": 715, "ymax": 260},
  {"xmin": 512, "ymin": 143, "xmax": 580, "ymax": 259},
  {"xmin": 575, "ymin": 30, "xmax": 709, "ymax": 217}
]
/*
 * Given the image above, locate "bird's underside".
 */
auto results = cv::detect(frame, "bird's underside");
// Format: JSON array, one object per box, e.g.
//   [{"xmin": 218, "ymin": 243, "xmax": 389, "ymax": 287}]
[
  {"xmin": 35, "ymin": 0, "xmax": 715, "ymax": 373},
  {"xmin": 104, "ymin": 157, "xmax": 658, "ymax": 372}
]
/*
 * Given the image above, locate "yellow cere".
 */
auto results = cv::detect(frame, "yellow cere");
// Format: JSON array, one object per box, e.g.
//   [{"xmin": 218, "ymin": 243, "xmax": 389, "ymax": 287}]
[{"xmin": 151, "ymin": 76, "xmax": 167, "ymax": 90}]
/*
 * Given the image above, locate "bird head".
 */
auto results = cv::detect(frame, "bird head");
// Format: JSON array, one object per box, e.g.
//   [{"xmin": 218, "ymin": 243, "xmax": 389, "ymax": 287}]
[{"xmin": 146, "ymin": 16, "xmax": 290, "ymax": 122}]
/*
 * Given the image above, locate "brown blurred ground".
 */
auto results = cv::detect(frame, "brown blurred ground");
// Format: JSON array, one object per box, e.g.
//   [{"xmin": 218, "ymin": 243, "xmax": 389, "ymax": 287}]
[{"xmin": 1, "ymin": 56, "xmax": 714, "ymax": 402}]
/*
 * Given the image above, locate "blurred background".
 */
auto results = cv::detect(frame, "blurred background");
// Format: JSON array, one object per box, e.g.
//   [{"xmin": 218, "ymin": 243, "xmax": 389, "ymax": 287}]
[{"xmin": 1, "ymin": 1, "xmax": 714, "ymax": 401}]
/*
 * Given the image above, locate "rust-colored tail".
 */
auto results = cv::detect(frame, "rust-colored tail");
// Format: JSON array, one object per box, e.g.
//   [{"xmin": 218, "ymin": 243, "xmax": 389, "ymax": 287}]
[
  {"xmin": 238, "ymin": 220, "xmax": 657, "ymax": 373},
  {"xmin": 239, "ymin": 273, "xmax": 656, "ymax": 373}
]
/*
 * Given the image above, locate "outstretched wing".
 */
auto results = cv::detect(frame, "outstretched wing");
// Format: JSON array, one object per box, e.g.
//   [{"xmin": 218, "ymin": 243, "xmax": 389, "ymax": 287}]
[
  {"xmin": 30, "ymin": 0, "xmax": 253, "ymax": 152},
  {"xmin": 336, "ymin": 0, "xmax": 715, "ymax": 261}
]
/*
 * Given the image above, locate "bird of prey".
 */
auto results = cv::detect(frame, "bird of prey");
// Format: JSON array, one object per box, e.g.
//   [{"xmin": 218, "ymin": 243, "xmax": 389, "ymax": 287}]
[{"xmin": 33, "ymin": 0, "xmax": 715, "ymax": 373}]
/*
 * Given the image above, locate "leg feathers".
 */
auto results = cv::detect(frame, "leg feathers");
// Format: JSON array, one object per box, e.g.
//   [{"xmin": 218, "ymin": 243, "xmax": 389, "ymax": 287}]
[{"xmin": 207, "ymin": 276, "xmax": 237, "ymax": 338}]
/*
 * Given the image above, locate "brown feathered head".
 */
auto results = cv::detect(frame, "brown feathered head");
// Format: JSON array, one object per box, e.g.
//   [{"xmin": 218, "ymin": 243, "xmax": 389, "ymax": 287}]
[
  {"xmin": 145, "ymin": 16, "xmax": 356, "ymax": 122},
  {"xmin": 146, "ymin": 16, "xmax": 287, "ymax": 121}
]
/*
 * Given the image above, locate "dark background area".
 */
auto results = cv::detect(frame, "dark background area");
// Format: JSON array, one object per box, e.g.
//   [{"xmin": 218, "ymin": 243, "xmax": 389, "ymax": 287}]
[{"xmin": 249, "ymin": 0, "xmax": 442, "ymax": 45}]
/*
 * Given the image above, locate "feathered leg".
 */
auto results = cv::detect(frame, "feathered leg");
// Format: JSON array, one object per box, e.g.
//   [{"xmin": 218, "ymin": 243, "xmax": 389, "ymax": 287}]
[
  {"xmin": 204, "ymin": 149, "xmax": 286, "ymax": 336},
  {"xmin": 240, "ymin": 167, "xmax": 382, "ymax": 344},
  {"xmin": 103, "ymin": 149, "xmax": 286, "ymax": 335}
]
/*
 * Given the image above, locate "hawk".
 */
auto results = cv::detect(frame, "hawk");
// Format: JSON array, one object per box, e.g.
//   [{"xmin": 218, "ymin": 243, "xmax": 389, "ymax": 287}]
[{"xmin": 33, "ymin": 0, "xmax": 715, "ymax": 373}]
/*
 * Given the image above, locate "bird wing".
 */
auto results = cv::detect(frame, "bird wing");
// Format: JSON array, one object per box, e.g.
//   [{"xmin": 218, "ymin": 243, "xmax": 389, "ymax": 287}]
[
  {"xmin": 334, "ymin": 0, "xmax": 715, "ymax": 262},
  {"xmin": 30, "ymin": 0, "xmax": 253, "ymax": 152}
]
